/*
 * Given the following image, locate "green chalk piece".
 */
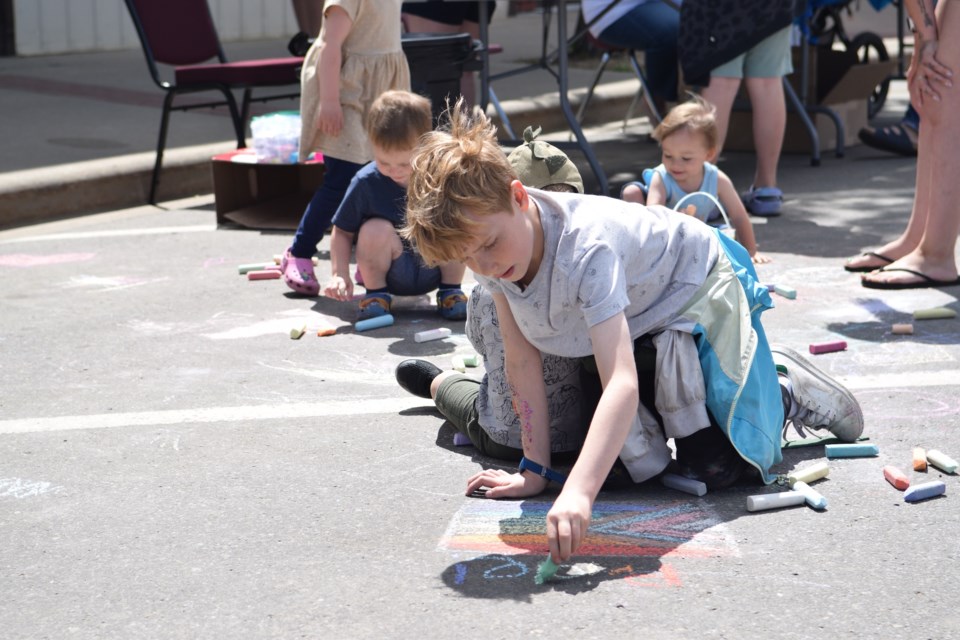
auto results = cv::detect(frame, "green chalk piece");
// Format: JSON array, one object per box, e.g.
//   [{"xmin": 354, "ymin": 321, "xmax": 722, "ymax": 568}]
[
  {"xmin": 926, "ymin": 449, "xmax": 958, "ymax": 474},
  {"xmin": 534, "ymin": 557, "xmax": 559, "ymax": 585},
  {"xmin": 462, "ymin": 353, "xmax": 480, "ymax": 367},
  {"xmin": 825, "ymin": 443, "xmax": 879, "ymax": 458},
  {"xmin": 773, "ymin": 284, "xmax": 797, "ymax": 299},
  {"xmin": 913, "ymin": 307, "xmax": 957, "ymax": 320},
  {"xmin": 238, "ymin": 262, "xmax": 273, "ymax": 274}
]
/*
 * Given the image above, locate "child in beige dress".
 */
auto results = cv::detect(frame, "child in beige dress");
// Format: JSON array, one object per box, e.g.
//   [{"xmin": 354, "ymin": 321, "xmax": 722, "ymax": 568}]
[{"xmin": 281, "ymin": 0, "xmax": 410, "ymax": 296}]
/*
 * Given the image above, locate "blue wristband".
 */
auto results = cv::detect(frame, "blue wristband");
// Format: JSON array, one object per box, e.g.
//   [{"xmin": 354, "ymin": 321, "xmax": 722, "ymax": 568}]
[{"xmin": 519, "ymin": 457, "xmax": 567, "ymax": 485}]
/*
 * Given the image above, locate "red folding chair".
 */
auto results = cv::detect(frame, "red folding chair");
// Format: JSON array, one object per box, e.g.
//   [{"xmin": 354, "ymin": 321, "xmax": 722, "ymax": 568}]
[{"xmin": 125, "ymin": 0, "xmax": 304, "ymax": 203}]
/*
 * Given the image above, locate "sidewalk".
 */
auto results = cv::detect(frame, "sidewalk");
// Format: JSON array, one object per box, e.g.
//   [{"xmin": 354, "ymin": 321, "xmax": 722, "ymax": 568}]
[{"xmin": 0, "ymin": 7, "xmax": 642, "ymax": 229}]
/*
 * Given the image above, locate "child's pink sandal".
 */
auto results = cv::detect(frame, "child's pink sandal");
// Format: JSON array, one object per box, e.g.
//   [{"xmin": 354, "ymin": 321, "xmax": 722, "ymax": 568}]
[{"xmin": 280, "ymin": 248, "xmax": 319, "ymax": 296}]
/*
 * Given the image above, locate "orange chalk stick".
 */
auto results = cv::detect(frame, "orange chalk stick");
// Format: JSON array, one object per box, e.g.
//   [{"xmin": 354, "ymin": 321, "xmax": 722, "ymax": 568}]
[
  {"xmin": 316, "ymin": 326, "xmax": 336, "ymax": 337},
  {"xmin": 913, "ymin": 447, "xmax": 927, "ymax": 471},
  {"xmin": 883, "ymin": 465, "xmax": 910, "ymax": 491}
]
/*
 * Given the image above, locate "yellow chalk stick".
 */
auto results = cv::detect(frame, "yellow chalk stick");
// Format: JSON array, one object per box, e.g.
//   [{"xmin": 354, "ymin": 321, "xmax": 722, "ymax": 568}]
[
  {"xmin": 289, "ymin": 324, "xmax": 306, "ymax": 340},
  {"xmin": 786, "ymin": 461, "xmax": 830, "ymax": 487},
  {"xmin": 913, "ymin": 307, "xmax": 956, "ymax": 320},
  {"xmin": 452, "ymin": 355, "xmax": 466, "ymax": 373}
]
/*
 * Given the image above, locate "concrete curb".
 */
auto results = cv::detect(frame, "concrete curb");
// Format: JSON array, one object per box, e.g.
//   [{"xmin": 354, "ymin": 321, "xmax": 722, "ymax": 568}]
[{"xmin": 0, "ymin": 79, "xmax": 641, "ymax": 230}]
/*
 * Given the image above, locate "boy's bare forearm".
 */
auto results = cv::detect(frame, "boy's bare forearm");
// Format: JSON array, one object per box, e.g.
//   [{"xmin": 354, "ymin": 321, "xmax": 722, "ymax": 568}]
[
  {"xmin": 566, "ymin": 315, "xmax": 639, "ymax": 498},
  {"xmin": 493, "ymin": 294, "xmax": 552, "ymax": 468},
  {"xmin": 328, "ymin": 227, "xmax": 354, "ymax": 277}
]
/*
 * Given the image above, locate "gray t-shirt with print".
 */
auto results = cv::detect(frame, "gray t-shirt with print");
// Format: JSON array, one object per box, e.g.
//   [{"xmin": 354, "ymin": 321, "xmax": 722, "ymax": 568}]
[{"xmin": 477, "ymin": 189, "xmax": 720, "ymax": 357}]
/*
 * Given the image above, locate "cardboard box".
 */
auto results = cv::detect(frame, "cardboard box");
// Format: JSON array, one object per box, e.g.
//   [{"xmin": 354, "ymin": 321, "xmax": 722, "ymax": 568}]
[
  {"xmin": 724, "ymin": 46, "xmax": 896, "ymax": 154},
  {"xmin": 212, "ymin": 149, "xmax": 325, "ymax": 230}
]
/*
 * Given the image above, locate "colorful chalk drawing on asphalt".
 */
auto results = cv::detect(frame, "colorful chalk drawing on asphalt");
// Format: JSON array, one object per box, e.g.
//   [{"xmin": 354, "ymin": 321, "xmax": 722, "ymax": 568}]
[
  {"xmin": 0, "ymin": 252, "xmax": 96, "ymax": 267},
  {"xmin": 438, "ymin": 498, "xmax": 738, "ymax": 593}
]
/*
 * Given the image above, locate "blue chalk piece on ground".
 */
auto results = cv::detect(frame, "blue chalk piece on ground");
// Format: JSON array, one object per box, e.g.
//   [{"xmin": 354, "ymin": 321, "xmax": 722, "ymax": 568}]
[
  {"xmin": 355, "ymin": 314, "xmax": 394, "ymax": 332},
  {"xmin": 452, "ymin": 432, "xmax": 472, "ymax": 447},
  {"xmin": 903, "ymin": 480, "xmax": 946, "ymax": 503},
  {"xmin": 792, "ymin": 480, "xmax": 828, "ymax": 510},
  {"xmin": 825, "ymin": 443, "xmax": 879, "ymax": 458},
  {"xmin": 535, "ymin": 557, "xmax": 559, "ymax": 585},
  {"xmin": 773, "ymin": 284, "xmax": 797, "ymax": 299}
]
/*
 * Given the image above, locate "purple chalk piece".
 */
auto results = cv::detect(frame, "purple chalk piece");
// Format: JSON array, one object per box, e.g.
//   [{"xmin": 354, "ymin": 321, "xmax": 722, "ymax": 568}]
[
  {"xmin": 453, "ymin": 432, "xmax": 472, "ymax": 447},
  {"xmin": 903, "ymin": 481, "xmax": 946, "ymax": 503}
]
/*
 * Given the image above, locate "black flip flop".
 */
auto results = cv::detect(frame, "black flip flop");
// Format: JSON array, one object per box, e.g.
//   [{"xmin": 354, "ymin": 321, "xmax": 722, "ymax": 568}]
[
  {"xmin": 861, "ymin": 267, "xmax": 960, "ymax": 290},
  {"xmin": 844, "ymin": 251, "xmax": 894, "ymax": 273},
  {"xmin": 857, "ymin": 124, "xmax": 918, "ymax": 157}
]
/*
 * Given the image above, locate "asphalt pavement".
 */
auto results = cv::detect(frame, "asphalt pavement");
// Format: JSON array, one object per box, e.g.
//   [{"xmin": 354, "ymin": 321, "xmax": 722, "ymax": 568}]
[{"xmin": 1, "ymin": 8, "xmax": 959, "ymax": 639}]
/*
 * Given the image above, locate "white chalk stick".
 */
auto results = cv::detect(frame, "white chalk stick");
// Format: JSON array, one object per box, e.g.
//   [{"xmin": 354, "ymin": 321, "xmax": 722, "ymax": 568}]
[
  {"xmin": 414, "ymin": 327, "xmax": 452, "ymax": 343},
  {"xmin": 660, "ymin": 473, "xmax": 707, "ymax": 497},
  {"xmin": 746, "ymin": 491, "xmax": 806, "ymax": 512}
]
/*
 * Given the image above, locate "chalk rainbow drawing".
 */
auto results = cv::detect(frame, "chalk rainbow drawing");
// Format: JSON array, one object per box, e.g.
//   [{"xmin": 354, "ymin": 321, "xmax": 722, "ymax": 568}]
[{"xmin": 439, "ymin": 499, "xmax": 738, "ymax": 559}]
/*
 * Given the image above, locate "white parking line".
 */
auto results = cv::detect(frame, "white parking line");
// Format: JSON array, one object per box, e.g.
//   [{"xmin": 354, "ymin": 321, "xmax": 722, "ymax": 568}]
[
  {"xmin": 0, "ymin": 371, "xmax": 954, "ymax": 436},
  {"xmin": 0, "ymin": 224, "xmax": 216, "ymax": 244},
  {"xmin": 0, "ymin": 397, "xmax": 429, "ymax": 435},
  {"xmin": 836, "ymin": 370, "xmax": 960, "ymax": 391}
]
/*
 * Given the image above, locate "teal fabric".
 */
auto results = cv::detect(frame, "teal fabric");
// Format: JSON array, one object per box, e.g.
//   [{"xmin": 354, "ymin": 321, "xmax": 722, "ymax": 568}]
[{"xmin": 692, "ymin": 231, "xmax": 784, "ymax": 483}]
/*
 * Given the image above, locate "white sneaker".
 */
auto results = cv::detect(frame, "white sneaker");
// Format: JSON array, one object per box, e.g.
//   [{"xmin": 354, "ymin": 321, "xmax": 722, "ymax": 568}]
[{"xmin": 771, "ymin": 345, "xmax": 864, "ymax": 442}]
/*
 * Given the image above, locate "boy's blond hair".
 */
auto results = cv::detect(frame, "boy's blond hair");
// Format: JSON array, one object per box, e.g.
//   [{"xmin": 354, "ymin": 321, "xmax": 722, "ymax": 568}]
[
  {"xmin": 652, "ymin": 94, "xmax": 719, "ymax": 151},
  {"xmin": 365, "ymin": 90, "xmax": 433, "ymax": 151},
  {"xmin": 402, "ymin": 99, "xmax": 517, "ymax": 266}
]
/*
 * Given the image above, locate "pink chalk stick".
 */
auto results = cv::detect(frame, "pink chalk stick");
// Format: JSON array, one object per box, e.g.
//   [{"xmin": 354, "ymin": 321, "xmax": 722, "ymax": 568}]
[
  {"xmin": 247, "ymin": 270, "xmax": 281, "ymax": 280},
  {"xmin": 809, "ymin": 340, "xmax": 847, "ymax": 355},
  {"xmin": 883, "ymin": 465, "xmax": 910, "ymax": 491}
]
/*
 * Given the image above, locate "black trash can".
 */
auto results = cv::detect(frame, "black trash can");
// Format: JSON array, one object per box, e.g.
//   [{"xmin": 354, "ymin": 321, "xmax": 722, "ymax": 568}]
[{"xmin": 401, "ymin": 32, "xmax": 483, "ymax": 123}]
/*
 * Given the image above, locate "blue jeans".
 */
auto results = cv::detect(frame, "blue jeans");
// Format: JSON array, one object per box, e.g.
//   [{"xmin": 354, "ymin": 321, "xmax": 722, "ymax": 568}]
[
  {"xmin": 596, "ymin": 0, "xmax": 679, "ymax": 102},
  {"xmin": 290, "ymin": 156, "xmax": 365, "ymax": 258}
]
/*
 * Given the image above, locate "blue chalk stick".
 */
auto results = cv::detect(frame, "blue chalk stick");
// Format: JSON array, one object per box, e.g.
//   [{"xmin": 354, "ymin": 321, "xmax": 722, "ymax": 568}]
[
  {"xmin": 452, "ymin": 432, "xmax": 472, "ymax": 447},
  {"xmin": 355, "ymin": 314, "xmax": 394, "ymax": 332},
  {"xmin": 825, "ymin": 443, "xmax": 879, "ymax": 458},
  {"xmin": 903, "ymin": 480, "xmax": 946, "ymax": 503},
  {"xmin": 792, "ymin": 480, "xmax": 828, "ymax": 510}
]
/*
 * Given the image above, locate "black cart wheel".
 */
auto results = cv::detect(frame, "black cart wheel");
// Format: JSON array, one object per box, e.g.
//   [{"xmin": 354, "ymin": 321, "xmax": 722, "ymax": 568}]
[{"xmin": 849, "ymin": 32, "xmax": 890, "ymax": 119}]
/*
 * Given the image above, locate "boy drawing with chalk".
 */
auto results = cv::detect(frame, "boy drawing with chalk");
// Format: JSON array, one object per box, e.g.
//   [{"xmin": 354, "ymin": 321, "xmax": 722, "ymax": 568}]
[
  {"xmin": 401, "ymin": 101, "xmax": 865, "ymax": 564},
  {"xmin": 395, "ymin": 127, "xmax": 595, "ymax": 467},
  {"xmin": 322, "ymin": 90, "xmax": 468, "ymax": 321}
]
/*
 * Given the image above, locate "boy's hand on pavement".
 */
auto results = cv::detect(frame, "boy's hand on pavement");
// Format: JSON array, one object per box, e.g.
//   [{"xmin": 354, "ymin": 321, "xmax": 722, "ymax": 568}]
[
  {"xmin": 546, "ymin": 488, "xmax": 593, "ymax": 563},
  {"xmin": 465, "ymin": 468, "xmax": 547, "ymax": 499},
  {"xmin": 322, "ymin": 276, "xmax": 352, "ymax": 300},
  {"xmin": 751, "ymin": 252, "xmax": 772, "ymax": 265}
]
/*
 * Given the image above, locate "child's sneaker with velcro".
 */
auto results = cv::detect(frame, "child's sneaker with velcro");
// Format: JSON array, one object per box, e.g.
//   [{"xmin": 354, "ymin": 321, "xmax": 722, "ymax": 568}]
[
  {"xmin": 437, "ymin": 288, "xmax": 468, "ymax": 320},
  {"xmin": 358, "ymin": 292, "xmax": 392, "ymax": 321}
]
